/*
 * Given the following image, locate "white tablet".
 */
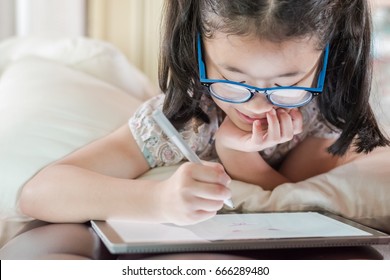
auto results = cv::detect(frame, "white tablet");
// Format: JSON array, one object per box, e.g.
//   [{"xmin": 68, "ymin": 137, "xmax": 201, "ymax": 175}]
[{"xmin": 91, "ymin": 211, "xmax": 390, "ymax": 254}]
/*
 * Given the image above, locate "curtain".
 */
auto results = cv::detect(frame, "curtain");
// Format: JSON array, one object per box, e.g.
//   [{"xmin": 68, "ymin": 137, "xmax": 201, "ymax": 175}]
[{"xmin": 87, "ymin": 0, "xmax": 164, "ymax": 86}]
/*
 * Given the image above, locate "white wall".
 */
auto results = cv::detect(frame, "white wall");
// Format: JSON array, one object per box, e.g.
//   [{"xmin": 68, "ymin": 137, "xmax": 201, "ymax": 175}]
[
  {"xmin": 0, "ymin": 0, "xmax": 15, "ymax": 40},
  {"xmin": 0, "ymin": 0, "xmax": 86, "ymax": 40},
  {"xmin": 16, "ymin": 0, "xmax": 86, "ymax": 37}
]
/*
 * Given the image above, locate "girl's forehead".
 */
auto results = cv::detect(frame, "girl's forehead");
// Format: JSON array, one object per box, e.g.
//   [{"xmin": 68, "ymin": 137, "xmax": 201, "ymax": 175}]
[{"xmin": 203, "ymin": 32, "xmax": 322, "ymax": 78}]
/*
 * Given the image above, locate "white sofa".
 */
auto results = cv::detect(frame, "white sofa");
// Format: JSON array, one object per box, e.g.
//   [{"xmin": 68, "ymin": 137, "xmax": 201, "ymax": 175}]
[{"xmin": 1, "ymin": 37, "xmax": 390, "ymax": 249}]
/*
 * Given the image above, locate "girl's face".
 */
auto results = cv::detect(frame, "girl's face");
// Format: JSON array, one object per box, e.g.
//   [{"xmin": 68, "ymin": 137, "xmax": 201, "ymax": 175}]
[{"xmin": 203, "ymin": 32, "xmax": 323, "ymax": 132}]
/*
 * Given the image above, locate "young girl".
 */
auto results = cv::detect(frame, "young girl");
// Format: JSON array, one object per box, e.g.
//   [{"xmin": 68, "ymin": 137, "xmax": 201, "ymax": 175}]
[{"xmin": 20, "ymin": 0, "xmax": 389, "ymax": 225}]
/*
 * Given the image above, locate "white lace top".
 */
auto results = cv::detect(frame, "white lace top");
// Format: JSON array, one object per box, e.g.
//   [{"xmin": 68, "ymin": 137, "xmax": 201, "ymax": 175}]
[{"xmin": 128, "ymin": 94, "xmax": 340, "ymax": 168}]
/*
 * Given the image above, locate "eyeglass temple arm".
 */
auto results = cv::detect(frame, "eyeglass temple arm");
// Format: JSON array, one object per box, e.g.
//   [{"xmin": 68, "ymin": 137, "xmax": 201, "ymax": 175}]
[
  {"xmin": 317, "ymin": 44, "xmax": 330, "ymax": 89},
  {"xmin": 197, "ymin": 33, "xmax": 207, "ymax": 80}
]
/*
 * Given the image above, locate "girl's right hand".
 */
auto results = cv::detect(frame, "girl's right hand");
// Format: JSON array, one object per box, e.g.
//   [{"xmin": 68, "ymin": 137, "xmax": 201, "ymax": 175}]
[
  {"xmin": 217, "ymin": 108, "xmax": 303, "ymax": 153},
  {"xmin": 158, "ymin": 162, "xmax": 232, "ymax": 225}
]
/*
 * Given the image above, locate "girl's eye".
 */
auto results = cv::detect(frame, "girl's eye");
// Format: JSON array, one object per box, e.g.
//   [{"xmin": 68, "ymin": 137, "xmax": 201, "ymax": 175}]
[
  {"xmin": 274, "ymin": 82, "xmax": 299, "ymax": 88},
  {"xmin": 222, "ymin": 76, "xmax": 246, "ymax": 84}
]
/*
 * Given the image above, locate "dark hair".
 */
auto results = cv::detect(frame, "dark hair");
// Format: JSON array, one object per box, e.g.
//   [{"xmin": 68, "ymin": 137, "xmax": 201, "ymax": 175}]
[{"xmin": 159, "ymin": 0, "xmax": 390, "ymax": 155}]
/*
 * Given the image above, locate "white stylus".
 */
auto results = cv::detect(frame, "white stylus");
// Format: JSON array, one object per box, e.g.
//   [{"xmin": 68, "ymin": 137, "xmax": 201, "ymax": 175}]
[{"xmin": 152, "ymin": 110, "xmax": 234, "ymax": 208}]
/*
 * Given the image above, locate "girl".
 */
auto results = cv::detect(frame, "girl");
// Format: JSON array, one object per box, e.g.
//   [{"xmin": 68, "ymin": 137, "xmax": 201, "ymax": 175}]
[{"xmin": 20, "ymin": 0, "xmax": 389, "ymax": 225}]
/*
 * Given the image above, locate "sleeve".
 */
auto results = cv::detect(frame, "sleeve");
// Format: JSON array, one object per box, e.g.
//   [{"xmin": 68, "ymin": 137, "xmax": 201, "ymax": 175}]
[
  {"xmin": 128, "ymin": 94, "xmax": 184, "ymax": 168},
  {"xmin": 128, "ymin": 94, "xmax": 218, "ymax": 168},
  {"xmin": 301, "ymin": 100, "xmax": 341, "ymax": 139}
]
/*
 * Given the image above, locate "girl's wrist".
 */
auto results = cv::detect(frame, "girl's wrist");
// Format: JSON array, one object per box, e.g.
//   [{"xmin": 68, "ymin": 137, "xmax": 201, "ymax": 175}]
[{"xmin": 215, "ymin": 134, "xmax": 260, "ymax": 163}]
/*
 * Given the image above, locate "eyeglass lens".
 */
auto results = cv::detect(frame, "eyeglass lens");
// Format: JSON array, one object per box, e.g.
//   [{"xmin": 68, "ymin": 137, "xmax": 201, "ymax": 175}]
[{"xmin": 209, "ymin": 82, "xmax": 312, "ymax": 106}]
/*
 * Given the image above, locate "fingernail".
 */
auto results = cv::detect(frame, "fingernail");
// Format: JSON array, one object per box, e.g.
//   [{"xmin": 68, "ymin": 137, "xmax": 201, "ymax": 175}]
[
  {"xmin": 226, "ymin": 175, "xmax": 232, "ymax": 185},
  {"xmin": 222, "ymin": 174, "xmax": 231, "ymax": 186}
]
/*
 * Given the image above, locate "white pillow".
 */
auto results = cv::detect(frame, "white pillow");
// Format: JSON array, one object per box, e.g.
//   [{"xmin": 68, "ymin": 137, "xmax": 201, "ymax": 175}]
[
  {"xmin": 0, "ymin": 57, "xmax": 142, "ymax": 218},
  {"xmin": 0, "ymin": 37, "xmax": 156, "ymax": 101}
]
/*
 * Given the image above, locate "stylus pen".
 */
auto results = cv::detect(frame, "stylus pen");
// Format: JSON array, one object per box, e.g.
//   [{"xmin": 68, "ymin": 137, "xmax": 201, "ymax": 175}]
[{"xmin": 152, "ymin": 110, "xmax": 234, "ymax": 208}]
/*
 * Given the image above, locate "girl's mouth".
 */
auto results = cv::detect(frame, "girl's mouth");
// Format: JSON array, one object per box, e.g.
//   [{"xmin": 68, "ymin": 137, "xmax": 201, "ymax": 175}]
[{"xmin": 235, "ymin": 109, "xmax": 268, "ymax": 125}]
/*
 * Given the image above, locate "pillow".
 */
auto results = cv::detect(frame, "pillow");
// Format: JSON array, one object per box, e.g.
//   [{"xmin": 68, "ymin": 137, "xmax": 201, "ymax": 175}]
[
  {"xmin": 0, "ymin": 37, "xmax": 156, "ymax": 101},
  {"xmin": 0, "ymin": 57, "xmax": 143, "ymax": 218},
  {"xmin": 139, "ymin": 148, "xmax": 390, "ymax": 234}
]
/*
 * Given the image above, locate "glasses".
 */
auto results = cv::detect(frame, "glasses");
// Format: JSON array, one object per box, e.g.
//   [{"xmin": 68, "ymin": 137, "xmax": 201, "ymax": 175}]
[{"xmin": 197, "ymin": 34, "xmax": 330, "ymax": 108}]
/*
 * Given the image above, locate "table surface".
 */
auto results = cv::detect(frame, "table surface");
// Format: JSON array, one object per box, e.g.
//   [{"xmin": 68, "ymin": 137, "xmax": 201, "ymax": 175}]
[{"xmin": 0, "ymin": 220, "xmax": 389, "ymax": 260}]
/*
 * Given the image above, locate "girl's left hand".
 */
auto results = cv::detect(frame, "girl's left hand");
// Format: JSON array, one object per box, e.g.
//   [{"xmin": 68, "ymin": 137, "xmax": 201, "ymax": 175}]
[{"xmin": 216, "ymin": 108, "xmax": 303, "ymax": 152}]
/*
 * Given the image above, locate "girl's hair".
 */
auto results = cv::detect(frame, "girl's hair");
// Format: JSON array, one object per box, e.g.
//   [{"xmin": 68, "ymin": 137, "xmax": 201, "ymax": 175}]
[{"xmin": 159, "ymin": 0, "xmax": 390, "ymax": 156}]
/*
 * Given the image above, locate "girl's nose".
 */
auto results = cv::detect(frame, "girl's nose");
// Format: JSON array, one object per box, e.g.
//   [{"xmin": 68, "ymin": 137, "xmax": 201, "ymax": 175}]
[{"xmin": 242, "ymin": 91, "xmax": 275, "ymax": 113}]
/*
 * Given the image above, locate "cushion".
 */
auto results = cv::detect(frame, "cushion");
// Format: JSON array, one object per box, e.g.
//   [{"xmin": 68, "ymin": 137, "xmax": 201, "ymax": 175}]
[
  {"xmin": 0, "ymin": 56, "xmax": 143, "ymax": 219},
  {"xmin": 0, "ymin": 37, "xmax": 156, "ymax": 101}
]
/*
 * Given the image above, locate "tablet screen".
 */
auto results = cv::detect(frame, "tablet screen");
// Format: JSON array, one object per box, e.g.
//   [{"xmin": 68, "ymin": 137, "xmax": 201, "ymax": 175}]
[
  {"xmin": 108, "ymin": 212, "xmax": 370, "ymax": 242},
  {"xmin": 91, "ymin": 212, "xmax": 390, "ymax": 254}
]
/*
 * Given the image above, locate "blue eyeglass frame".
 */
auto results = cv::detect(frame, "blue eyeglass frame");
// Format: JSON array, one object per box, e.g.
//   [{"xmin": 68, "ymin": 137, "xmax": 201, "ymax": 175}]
[{"xmin": 197, "ymin": 33, "xmax": 330, "ymax": 107}]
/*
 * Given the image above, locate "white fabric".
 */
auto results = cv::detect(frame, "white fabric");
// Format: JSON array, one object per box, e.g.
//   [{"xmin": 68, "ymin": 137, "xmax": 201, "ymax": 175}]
[{"xmin": 0, "ymin": 37, "xmax": 156, "ymax": 100}]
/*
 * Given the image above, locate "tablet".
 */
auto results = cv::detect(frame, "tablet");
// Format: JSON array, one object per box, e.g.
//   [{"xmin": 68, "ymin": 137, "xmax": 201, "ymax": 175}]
[{"xmin": 91, "ymin": 211, "xmax": 390, "ymax": 254}]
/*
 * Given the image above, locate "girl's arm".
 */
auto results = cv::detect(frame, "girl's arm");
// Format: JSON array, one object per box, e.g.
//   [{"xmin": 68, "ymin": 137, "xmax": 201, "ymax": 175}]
[
  {"xmin": 216, "ymin": 135, "xmax": 340, "ymax": 190},
  {"xmin": 216, "ymin": 111, "xmax": 341, "ymax": 189},
  {"xmin": 215, "ymin": 109, "xmax": 305, "ymax": 190},
  {"xmin": 215, "ymin": 111, "xmax": 294, "ymax": 189},
  {"xmin": 279, "ymin": 136, "xmax": 341, "ymax": 181},
  {"xmin": 19, "ymin": 125, "xmax": 231, "ymax": 225},
  {"xmin": 215, "ymin": 142, "xmax": 289, "ymax": 189}
]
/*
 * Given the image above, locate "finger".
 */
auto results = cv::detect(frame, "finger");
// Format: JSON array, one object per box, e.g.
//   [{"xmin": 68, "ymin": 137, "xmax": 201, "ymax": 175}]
[
  {"xmin": 190, "ymin": 182, "xmax": 232, "ymax": 202},
  {"xmin": 289, "ymin": 108, "xmax": 303, "ymax": 134},
  {"xmin": 182, "ymin": 162, "xmax": 231, "ymax": 186},
  {"xmin": 190, "ymin": 196, "xmax": 225, "ymax": 212},
  {"xmin": 265, "ymin": 108, "xmax": 281, "ymax": 140},
  {"xmin": 188, "ymin": 210, "xmax": 217, "ymax": 224},
  {"xmin": 251, "ymin": 120, "xmax": 266, "ymax": 144},
  {"xmin": 277, "ymin": 109, "xmax": 294, "ymax": 141},
  {"xmin": 202, "ymin": 161, "xmax": 227, "ymax": 174}
]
